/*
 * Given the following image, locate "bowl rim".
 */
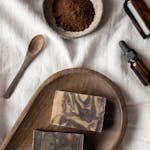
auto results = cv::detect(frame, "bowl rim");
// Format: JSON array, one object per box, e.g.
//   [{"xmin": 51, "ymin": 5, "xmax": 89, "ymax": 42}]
[{"xmin": 43, "ymin": 0, "xmax": 104, "ymax": 39}]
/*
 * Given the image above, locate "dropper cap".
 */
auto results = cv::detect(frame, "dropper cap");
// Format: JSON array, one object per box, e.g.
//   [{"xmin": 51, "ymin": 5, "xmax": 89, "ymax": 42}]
[
  {"xmin": 119, "ymin": 41, "xmax": 131, "ymax": 55},
  {"xmin": 119, "ymin": 40, "xmax": 137, "ymax": 62}
]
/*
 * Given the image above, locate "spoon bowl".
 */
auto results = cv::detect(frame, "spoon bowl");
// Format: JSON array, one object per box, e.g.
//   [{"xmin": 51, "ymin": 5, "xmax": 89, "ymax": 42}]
[{"xmin": 28, "ymin": 35, "xmax": 45, "ymax": 57}]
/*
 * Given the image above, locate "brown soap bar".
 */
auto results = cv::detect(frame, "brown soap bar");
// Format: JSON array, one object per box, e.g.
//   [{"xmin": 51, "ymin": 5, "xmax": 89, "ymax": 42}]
[
  {"xmin": 33, "ymin": 130, "xmax": 84, "ymax": 150},
  {"xmin": 50, "ymin": 91, "xmax": 106, "ymax": 132}
]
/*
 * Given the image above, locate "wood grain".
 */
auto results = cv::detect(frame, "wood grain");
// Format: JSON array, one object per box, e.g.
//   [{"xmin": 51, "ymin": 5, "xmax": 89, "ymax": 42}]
[{"xmin": 0, "ymin": 68, "xmax": 127, "ymax": 150}]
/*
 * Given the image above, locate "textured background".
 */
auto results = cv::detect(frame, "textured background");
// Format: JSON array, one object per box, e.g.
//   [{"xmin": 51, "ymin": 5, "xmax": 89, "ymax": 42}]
[{"xmin": 0, "ymin": 0, "xmax": 150, "ymax": 149}]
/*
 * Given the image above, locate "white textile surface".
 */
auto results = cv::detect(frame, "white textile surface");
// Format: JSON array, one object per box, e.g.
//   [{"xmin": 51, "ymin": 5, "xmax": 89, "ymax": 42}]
[{"xmin": 0, "ymin": 0, "xmax": 150, "ymax": 149}]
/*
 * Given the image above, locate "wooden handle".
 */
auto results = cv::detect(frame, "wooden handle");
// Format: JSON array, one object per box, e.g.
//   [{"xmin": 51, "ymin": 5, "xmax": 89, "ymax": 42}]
[
  {"xmin": 3, "ymin": 58, "xmax": 31, "ymax": 99},
  {"xmin": 3, "ymin": 35, "xmax": 45, "ymax": 99}
]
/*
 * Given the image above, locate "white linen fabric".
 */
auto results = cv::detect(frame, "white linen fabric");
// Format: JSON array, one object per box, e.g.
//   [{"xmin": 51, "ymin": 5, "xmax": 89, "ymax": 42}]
[{"xmin": 0, "ymin": 0, "xmax": 150, "ymax": 149}]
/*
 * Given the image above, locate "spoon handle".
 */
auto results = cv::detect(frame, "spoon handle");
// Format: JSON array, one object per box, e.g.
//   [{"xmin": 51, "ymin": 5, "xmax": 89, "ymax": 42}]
[{"xmin": 3, "ymin": 58, "xmax": 31, "ymax": 99}]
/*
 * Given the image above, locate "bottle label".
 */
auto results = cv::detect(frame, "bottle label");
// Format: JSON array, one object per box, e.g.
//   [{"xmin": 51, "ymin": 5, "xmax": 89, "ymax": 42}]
[{"xmin": 127, "ymin": 1, "xmax": 150, "ymax": 35}]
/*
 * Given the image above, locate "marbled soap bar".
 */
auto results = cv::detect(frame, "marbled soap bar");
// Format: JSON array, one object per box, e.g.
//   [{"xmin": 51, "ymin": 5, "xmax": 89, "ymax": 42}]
[
  {"xmin": 50, "ymin": 91, "xmax": 106, "ymax": 132},
  {"xmin": 33, "ymin": 130, "xmax": 84, "ymax": 150}
]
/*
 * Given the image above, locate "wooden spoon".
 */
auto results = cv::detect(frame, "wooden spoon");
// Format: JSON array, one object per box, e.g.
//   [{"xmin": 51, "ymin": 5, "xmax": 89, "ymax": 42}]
[{"xmin": 3, "ymin": 35, "xmax": 45, "ymax": 99}]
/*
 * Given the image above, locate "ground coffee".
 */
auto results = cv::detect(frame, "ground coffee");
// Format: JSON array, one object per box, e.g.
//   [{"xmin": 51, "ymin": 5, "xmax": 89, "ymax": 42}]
[{"xmin": 53, "ymin": 0, "xmax": 95, "ymax": 32}]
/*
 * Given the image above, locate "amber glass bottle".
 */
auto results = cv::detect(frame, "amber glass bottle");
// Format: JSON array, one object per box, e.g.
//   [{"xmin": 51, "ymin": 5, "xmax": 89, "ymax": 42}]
[
  {"xmin": 124, "ymin": 0, "xmax": 150, "ymax": 39},
  {"xmin": 119, "ymin": 41, "xmax": 150, "ymax": 86}
]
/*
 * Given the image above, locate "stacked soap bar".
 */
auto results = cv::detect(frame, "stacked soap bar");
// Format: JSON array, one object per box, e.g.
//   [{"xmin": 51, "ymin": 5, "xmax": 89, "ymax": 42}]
[
  {"xmin": 33, "ymin": 130, "xmax": 84, "ymax": 150},
  {"xmin": 50, "ymin": 91, "xmax": 106, "ymax": 132}
]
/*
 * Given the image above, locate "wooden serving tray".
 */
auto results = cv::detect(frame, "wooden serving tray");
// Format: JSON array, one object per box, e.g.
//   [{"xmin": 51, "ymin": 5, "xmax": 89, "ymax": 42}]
[{"xmin": 0, "ymin": 68, "xmax": 127, "ymax": 150}]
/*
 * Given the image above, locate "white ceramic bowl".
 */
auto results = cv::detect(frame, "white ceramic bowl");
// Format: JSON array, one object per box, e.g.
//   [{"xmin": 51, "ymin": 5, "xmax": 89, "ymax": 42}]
[{"xmin": 43, "ymin": 0, "xmax": 103, "ymax": 39}]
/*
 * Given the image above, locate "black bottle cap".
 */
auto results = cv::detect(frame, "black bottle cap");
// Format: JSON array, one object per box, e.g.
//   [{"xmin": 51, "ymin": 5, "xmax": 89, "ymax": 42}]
[
  {"xmin": 119, "ymin": 41, "xmax": 130, "ymax": 55},
  {"xmin": 119, "ymin": 41, "xmax": 137, "ymax": 62}
]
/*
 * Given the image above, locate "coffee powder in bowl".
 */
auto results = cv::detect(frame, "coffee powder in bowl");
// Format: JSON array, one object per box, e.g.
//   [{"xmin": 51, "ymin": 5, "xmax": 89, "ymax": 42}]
[
  {"xmin": 43, "ymin": 0, "xmax": 103, "ymax": 39},
  {"xmin": 53, "ymin": 0, "xmax": 95, "ymax": 32}
]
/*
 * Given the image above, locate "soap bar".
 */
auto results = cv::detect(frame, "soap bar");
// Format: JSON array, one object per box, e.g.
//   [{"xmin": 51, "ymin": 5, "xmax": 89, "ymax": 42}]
[
  {"xmin": 50, "ymin": 91, "xmax": 106, "ymax": 132},
  {"xmin": 33, "ymin": 130, "xmax": 84, "ymax": 150}
]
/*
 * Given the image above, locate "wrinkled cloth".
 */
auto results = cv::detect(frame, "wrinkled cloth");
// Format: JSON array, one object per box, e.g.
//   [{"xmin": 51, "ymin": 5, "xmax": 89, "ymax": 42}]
[{"xmin": 0, "ymin": 0, "xmax": 150, "ymax": 149}]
